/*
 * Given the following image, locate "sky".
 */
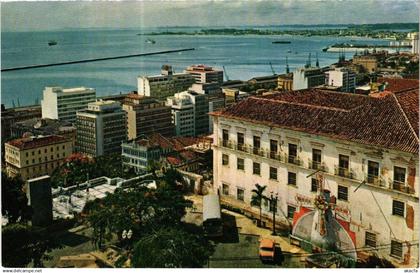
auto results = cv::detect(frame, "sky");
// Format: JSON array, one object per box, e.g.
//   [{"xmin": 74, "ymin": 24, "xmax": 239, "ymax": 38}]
[{"xmin": 1, "ymin": 0, "xmax": 419, "ymax": 32}]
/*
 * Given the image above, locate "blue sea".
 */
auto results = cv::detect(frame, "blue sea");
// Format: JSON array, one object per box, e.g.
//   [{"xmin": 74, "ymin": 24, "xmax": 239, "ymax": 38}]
[{"xmin": 1, "ymin": 28, "xmax": 390, "ymax": 107}]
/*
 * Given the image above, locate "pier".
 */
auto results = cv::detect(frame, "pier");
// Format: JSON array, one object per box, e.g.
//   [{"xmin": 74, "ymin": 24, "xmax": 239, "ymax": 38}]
[{"xmin": 1, "ymin": 48, "xmax": 195, "ymax": 72}]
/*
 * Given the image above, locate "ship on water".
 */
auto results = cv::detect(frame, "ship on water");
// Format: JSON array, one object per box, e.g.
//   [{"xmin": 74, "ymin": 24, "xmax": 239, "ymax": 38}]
[
  {"xmin": 146, "ymin": 38, "xmax": 156, "ymax": 44},
  {"xmin": 272, "ymin": 41, "xmax": 291, "ymax": 44},
  {"xmin": 48, "ymin": 40, "xmax": 57, "ymax": 46}
]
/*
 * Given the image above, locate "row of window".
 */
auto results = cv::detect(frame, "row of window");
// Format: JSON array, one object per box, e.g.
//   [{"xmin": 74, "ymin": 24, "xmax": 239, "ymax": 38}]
[
  {"xmin": 222, "ymin": 129, "xmax": 409, "ymax": 183},
  {"xmin": 25, "ymin": 153, "xmax": 66, "ymax": 165},
  {"xmin": 25, "ymin": 145, "xmax": 66, "ymax": 157}
]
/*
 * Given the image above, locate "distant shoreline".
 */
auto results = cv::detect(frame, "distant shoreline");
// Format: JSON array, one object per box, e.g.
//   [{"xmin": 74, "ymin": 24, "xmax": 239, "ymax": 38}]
[{"xmin": 143, "ymin": 27, "xmax": 417, "ymax": 40}]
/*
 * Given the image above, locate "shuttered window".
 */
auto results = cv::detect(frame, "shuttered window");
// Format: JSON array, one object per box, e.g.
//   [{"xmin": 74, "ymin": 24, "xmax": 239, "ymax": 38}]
[
  {"xmin": 365, "ymin": 232, "xmax": 376, "ymax": 247},
  {"xmin": 390, "ymin": 240, "xmax": 403, "ymax": 258},
  {"xmin": 338, "ymin": 185, "xmax": 348, "ymax": 201},
  {"xmin": 392, "ymin": 200, "xmax": 405, "ymax": 216}
]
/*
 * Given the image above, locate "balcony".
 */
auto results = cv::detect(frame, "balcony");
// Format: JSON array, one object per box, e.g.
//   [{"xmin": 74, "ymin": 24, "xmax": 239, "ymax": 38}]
[
  {"xmin": 253, "ymin": 147, "xmax": 264, "ymax": 156},
  {"xmin": 237, "ymin": 143, "xmax": 246, "ymax": 152},
  {"xmin": 287, "ymin": 154, "xmax": 301, "ymax": 166},
  {"xmin": 308, "ymin": 160, "xmax": 327, "ymax": 172},
  {"xmin": 391, "ymin": 180, "xmax": 415, "ymax": 194},
  {"xmin": 334, "ymin": 166, "xmax": 355, "ymax": 179},
  {"xmin": 268, "ymin": 151, "xmax": 283, "ymax": 162},
  {"xmin": 365, "ymin": 174, "xmax": 386, "ymax": 187}
]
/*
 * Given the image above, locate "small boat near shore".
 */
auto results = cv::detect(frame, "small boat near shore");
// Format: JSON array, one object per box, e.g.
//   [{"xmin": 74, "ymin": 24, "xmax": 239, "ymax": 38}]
[{"xmin": 146, "ymin": 38, "xmax": 156, "ymax": 44}]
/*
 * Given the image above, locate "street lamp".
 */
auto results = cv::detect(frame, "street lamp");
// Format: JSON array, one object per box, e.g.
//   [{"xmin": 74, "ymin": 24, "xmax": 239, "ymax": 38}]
[{"xmin": 270, "ymin": 192, "xmax": 278, "ymax": 236}]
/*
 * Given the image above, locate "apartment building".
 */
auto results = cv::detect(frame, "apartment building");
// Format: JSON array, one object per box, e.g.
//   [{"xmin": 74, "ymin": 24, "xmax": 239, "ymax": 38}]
[
  {"xmin": 166, "ymin": 91, "xmax": 209, "ymax": 137},
  {"xmin": 325, "ymin": 67, "xmax": 356, "ymax": 92},
  {"xmin": 211, "ymin": 87, "xmax": 419, "ymax": 266},
  {"xmin": 137, "ymin": 65, "xmax": 195, "ymax": 100},
  {"xmin": 76, "ymin": 100, "xmax": 127, "ymax": 157},
  {"xmin": 184, "ymin": 64, "xmax": 224, "ymax": 84},
  {"xmin": 41, "ymin": 86, "xmax": 96, "ymax": 123},
  {"xmin": 293, "ymin": 67, "xmax": 326, "ymax": 91},
  {"xmin": 123, "ymin": 93, "xmax": 174, "ymax": 140},
  {"xmin": 353, "ymin": 55, "xmax": 378, "ymax": 73},
  {"xmin": 1, "ymin": 104, "xmax": 42, "ymax": 141},
  {"xmin": 5, "ymin": 135, "xmax": 73, "ymax": 181}
]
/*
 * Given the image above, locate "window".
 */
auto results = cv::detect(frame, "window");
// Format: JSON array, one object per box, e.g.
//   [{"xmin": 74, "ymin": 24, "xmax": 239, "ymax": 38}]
[
  {"xmin": 367, "ymin": 161, "xmax": 379, "ymax": 183},
  {"xmin": 288, "ymin": 144, "xmax": 297, "ymax": 163},
  {"xmin": 288, "ymin": 172, "xmax": 296, "ymax": 185},
  {"xmin": 253, "ymin": 136, "xmax": 260, "ymax": 155},
  {"xmin": 392, "ymin": 200, "xmax": 405, "ymax": 216},
  {"xmin": 269, "ymin": 167, "xmax": 278, "ymax": 180},
  {"xmin": 311, "ymin": 178, "xmax": 318, "ymax": 192},
  {"xmin": 287, "ymin": 205, "xmax": 296, "ymax": 219},
  {"xmin": 394, "ymin": 166, "xmax": 406, "ymax": 183},
  {"xmin": 390, "ymin": 240, "xmax": 403, "ymax": 259},
  {"xmin": 222, "ymin": 184, "xmax": 229, "ymax": 195},
  {"xmin": 32, "ymin": 151, "xmax": 35, "ymax": 156},
  {"xmin": 44, "ymin": 149, "xmax": 47, "ymax": 153},
  {"xmin": 26, "ymin": 160, "xmax": 29, "ymax": 165},
  {"xmin": 338, "ymin": 154, "xmax": 349, "ymax": 170},
  {"xmin": 26, "ymin": 152, "xmax": 28, "ymax": 157},
  {"xmin": 253, "ymin": 162, "xmax": 261, "ymax": 175},
  {"xmin": 312, "ymin": 149, "xmax": 322, "ymax": 169},
  {"xmin": 237, "ymin": 188, "xmax": 244, "ymax": 201},
  {"xmin": 237, "ymin": 132, "xmax": 244, "ymax": 151},
  {"xmin": 32, "ymin": 159, "xmax": 35, "ymax": 163},
  {"xmin": 222, "ymin": 129, "xmax": 229, "ymax": 147},
  {"xmin": 337, "ymin": 185, "xmax": 348, "ymax": 201},
  {"xmin": 51, "ymin": 147, "xmax": 53, "ymax": 152},
  {"xmin": 62, "ymin": 145, "xmax": 65, "ymax": 149},
  {"xmin": 365, "ymin": 231, "xmax": 376, "ymax": 248},
  {"xmin": 38, "ymin": 150, "xmax": 41, "ymax": 154},
  {"xmin": 237, "ymin": 158, "xmax": 245, "ymax": 170},
  {"xmin": 270, "ymin": 139, "xmax": 278, "ymax": 158},
  {"xmin": 222, "ymin": 154, "xmax": 229, "ymax": 165}
]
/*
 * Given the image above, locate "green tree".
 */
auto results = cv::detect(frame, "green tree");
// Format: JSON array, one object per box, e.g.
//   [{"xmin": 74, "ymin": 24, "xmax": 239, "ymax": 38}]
[
  {"xmin": 131, "ymin": 227, "xmax": 212, "ymax": 268},
  {"xmin": 250, "ymin": 183, "xmax": 267, "ymax": 227},
  {"xmin": 1, "ymin": 172, "xmax": 31, "ymax": 223},
  {"xmin": 2, "ymin": 224, "xmax": 58, "ymax": 267}
]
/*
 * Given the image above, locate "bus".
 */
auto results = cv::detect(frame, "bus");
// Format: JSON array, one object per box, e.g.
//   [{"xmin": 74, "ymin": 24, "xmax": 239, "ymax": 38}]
[{"xmin": 202, "ymin": 194, "xmax": 223, "ymax": 237}]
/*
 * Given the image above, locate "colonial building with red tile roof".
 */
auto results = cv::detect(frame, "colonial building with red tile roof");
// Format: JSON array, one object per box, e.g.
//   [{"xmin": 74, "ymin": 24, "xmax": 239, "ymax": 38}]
[
  {"xmin": 211, "ymin": 87, "xmax": 419, "ymax": 266},
  {"xmin": 5, "ymin": 135, "xmax": 73, "ymax": 181}
]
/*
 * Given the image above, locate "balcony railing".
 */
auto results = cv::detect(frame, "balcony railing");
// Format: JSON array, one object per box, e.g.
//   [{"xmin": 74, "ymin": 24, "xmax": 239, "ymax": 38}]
[
  {"xmin": 237, "ymin": 143, "xmax": 245, "ymax": 152},
  {"xmin": 253, "ymin": 147, "xmax": 264, "ymax": 156},
  {"xmin": 308, "ymin": 159, "xmax": 327, "ymax": 172},
  {"xmin": 287, "ymin": 154, "xmax": 301, "ymax": 166},
  {"xmin": 391, "ymin": 180, "xmax": 415, "ymax": 194},
  {"xmin": 334, "ymin": 166, "xmax": 355, "ymax": 179},
  {"xmin": 269, "ymin": 151, "xmax": 283, "ymax": 162},
  {"xmin": 365, "ymin": 174, "xmax": 386, "ymax": 187}
]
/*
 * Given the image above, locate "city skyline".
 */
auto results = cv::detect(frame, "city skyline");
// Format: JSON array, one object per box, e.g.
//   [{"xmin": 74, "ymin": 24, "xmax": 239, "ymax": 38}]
[{"xmin": 1, "ymin": 0, "xmax": 419, "ymax": 32}]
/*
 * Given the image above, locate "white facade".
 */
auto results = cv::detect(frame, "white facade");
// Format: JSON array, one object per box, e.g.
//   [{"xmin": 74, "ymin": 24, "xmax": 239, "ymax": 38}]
[
  {"xmin": 137, "ymin": 67, "xmax": 194, "ymax": 100},
  {"xmin": 41, "ymin": 86, "xmax": 96, "ymax": 123},
  {"xmin": 166, "ymin": 93, "xmax": 195, "ymax": 136},
  {"xmin": 292, "ymin": 67, "xmax": 326, "ymax": 91},
  {"xmin": 212, "ymin": 116, "xmax": 419, "ymax": 266},
  {"xmin": 325, "ymin": 68, "xmax": 356, "ymax": 92},
  {"xmin": 407, "ymin": 32, "xmax": 419, "ymax": 55}
]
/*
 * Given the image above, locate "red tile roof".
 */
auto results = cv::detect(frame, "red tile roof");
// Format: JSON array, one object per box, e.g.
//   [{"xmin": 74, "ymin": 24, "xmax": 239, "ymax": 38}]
[
  {"xmin": 377, "ymin": 78, "xmax": 419, "ymax": 93},
  {"xmin": 212, "ymin": 89, "xmax": 419, "ymax": 154},
  {"xmin": 6, "ymin": 135, "xmax": 69, "ymax": 150}
]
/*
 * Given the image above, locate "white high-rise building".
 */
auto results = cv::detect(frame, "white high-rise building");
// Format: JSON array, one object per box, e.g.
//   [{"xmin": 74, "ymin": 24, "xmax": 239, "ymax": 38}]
[
  {"xmin": 41, "ymin": 86, "xmax": 96, "ymax": 123},
  {"xmin": 166, "ymin": 92, "xmax": 195, "ymax": 137},
  {"xmin": 325, "ymin": 67, "xmax": 356, "ymax": 92}
]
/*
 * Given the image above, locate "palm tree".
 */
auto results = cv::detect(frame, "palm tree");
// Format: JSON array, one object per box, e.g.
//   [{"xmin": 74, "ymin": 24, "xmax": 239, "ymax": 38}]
[{"xmin": 250, "ymin": 183, "xmax": 267, "ymax": 227}]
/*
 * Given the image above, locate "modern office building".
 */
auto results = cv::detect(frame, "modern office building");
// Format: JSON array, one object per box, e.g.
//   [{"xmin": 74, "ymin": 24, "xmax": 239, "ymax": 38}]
[
  {"xmin": 5, "ymin": 135, "xmax": 73, "ymax": 181},
  {"xmin": 41, "ymin": 86, "xmax": 96, "ymax": 123},
  {"xmin": 325, "ymin": 67, "xmax": 356, "ymax": 92},
  {"xmin": 137, "ymin": 65, "xmax": 195, "ymax": 100},
  {"xmin": 184, "ymin": 64, "xmax": 224, "ymax": 84},
  {"xmin": 211, "ymin": 86, "xmax": 419, "ymax": 266},
  {"xmin": 76, "ymin": 100, "xmax": 127, "ymax": 157},
  {"xmin": 123, "ymin": 93, "xmax": 174, "ymax": 140},
  {"xmin": 166, "ymin": 92, "xmax": 196, "ymax": 137},
  {"xmin": 292, "ymin": 67, "xmax": 326, "ymax": 91}
]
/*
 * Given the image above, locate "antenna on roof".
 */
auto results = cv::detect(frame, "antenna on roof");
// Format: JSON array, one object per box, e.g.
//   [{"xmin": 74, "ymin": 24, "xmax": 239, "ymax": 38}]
[
  {"xmin": 286, "ymin": 56, "xmax": 290, "ymax": 74},
  {"xmin": 315, "ymin": 52, "xmax": 319, "ymax": 68}
]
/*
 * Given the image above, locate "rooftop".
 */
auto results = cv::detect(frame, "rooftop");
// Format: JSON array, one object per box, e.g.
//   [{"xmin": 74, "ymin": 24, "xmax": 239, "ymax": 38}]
[
  {"xmin": 7, "ymin": 135, "xmax": 69, "ymax": 150},
  {"xmin": 377, "ymin": 78, "xmax": 419, "ymax": 93},
  {"xmin": 212, "ymin": 88, "xmax": 419, "ymax": 154}
]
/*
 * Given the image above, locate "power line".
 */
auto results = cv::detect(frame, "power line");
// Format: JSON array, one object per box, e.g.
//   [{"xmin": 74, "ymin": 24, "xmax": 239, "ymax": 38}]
[{"xmin": 1, "ymin": 48, "xmax": 195, "ymax": 72}]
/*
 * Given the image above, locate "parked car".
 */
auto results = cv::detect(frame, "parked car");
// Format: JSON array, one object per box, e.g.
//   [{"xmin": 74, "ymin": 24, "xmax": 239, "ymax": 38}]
[{"xmin": 259, "ymin": 238, "xmax": 276, "ymax": 262}]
